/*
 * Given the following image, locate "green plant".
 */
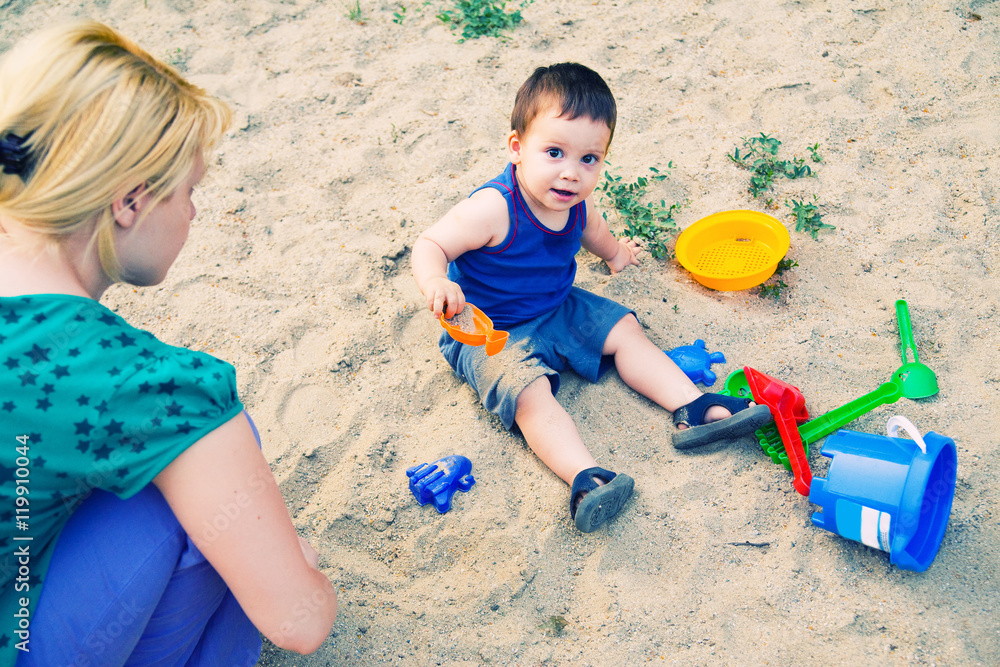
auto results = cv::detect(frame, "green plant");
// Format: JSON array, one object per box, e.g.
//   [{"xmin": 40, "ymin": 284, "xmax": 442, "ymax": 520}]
[
  {"xmin": 758, "ymin": 257, "xmax": 797, "ymax": 300},
  {"xmin": 728, "ymin": 133, "xmax": 813, "ymax": 198},
  {"xmin": 347, "ymin": 0, "xmax": 364, "ymax": 22},
  {"xmin": 759, "ymin": 280, "xmax": 787, "ymax": 300},
  {"xmin": 393, "ymin": 4, "xmax": 407, "ymax": 23},
  {"xmin": 597, "ymin": 164, "xmax": 683, "ymax": 259},
  {"xmin": 775, "ymin": 257, "xmax": 798, "ymax": 274},
  {"xmin": 786, "ymin": 196, "xmax": 835, "ymax": 239},
  {"xmin": 672, "ymin": 304, "xmax": 680, "ymax": 313},
  {"xmin": 437, "ymin": 0, "xmax": 531, "ymax": 41},
  {"xmin": 807, "ymin": 142, "xmax": 823, "ymax": 163}
]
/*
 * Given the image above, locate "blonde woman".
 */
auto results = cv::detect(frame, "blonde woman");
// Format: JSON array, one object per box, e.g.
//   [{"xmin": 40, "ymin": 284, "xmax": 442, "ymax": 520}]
[{"xmin": 0, "ymin": 22, "xmax": 336, "ymax": 665}]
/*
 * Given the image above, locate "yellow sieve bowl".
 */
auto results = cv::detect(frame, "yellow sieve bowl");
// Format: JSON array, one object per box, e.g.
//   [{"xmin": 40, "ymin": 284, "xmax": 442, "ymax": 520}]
[{"xmin": 675, "ymin": 210, "xmax": 790, "ymax": 291}]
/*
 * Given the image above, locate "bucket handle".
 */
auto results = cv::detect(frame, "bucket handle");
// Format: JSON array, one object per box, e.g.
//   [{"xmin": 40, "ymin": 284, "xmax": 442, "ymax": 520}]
[{"xmin": 886, "ymin": 415, "xmax": 927, "ymax": 454}]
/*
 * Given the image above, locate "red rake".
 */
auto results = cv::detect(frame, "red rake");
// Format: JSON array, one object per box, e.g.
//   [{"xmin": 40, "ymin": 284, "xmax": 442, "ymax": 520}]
[{"xmin": 743, "ymin": 366, "xmax": 812, "ymax": 496}]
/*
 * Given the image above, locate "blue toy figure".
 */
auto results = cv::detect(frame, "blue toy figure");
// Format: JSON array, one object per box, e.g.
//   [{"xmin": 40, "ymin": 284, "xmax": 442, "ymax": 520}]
[
  {"xmin": 406, "ymin": 455, "xmax": 476, "ymax": 513},
  {"xmin": 665, "ymin": 339, "xmax": 726, "ymax": 386}
]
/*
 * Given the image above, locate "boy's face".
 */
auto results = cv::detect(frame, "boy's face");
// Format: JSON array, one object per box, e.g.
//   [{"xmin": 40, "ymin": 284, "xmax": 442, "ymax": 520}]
[{"xmin": 507, "ymin": 104, "xmax": 611, "ymax": 217}]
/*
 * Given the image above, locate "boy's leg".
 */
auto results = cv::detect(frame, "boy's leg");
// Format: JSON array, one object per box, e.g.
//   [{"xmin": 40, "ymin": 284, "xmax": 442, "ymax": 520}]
[
  {"xmin": 514, "ymin": 376, "xmax": 634, "ymax": 532},
  {"xmin": 443, "ymin": 319, "xmax": 633, "ymax": 530},
  {"xmin": 514, "ymin": 375, "xmax": 598, "ymax": 485},
  {"xmin": 601, "ymin": 314, "xmax": 732, "ymax": 423},
  {"xmin": 601, "ymin": 314, "xmax": 771, "ymax": 447}
]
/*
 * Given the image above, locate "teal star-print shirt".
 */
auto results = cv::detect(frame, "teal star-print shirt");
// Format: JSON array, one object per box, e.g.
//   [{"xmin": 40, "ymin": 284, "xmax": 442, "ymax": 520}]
[{"xmin": 0, "ymin": 295, "xmax": 243, "ymax": 662}]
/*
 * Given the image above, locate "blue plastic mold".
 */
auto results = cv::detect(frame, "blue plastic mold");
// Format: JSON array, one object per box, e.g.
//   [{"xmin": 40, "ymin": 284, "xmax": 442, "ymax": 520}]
[
  {"xmin": 665, "ymin": 339, "xmax": 726, "ymax": 386},
  {"xmin": 406, "ymin": 455, "xmax": 476, "ymax": 513}
]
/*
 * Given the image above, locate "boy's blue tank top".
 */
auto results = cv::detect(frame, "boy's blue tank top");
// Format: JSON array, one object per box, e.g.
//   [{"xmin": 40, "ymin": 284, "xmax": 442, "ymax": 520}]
[{"xmin": 448, "ymin": 163, "xmax": 587, "ymax": 328}]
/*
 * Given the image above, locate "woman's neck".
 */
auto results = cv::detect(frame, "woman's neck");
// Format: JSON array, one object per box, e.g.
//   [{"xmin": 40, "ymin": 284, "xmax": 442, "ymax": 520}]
[{"xmin": 0, "ymin": 217, "xmax": 107, "ymax": 299}]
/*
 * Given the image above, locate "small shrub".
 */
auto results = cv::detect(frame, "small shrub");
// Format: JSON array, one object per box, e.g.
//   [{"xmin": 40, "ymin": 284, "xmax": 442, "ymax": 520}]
[
  {"xmin": 347, "ymin": 0, "xmax": 365, "ymax": 23},
  {"xmin": 728, "ymin": 133, "xmax": 813, "ymax": 198},
  {"xmin": 597, "ymin": 164, "xmax": 684, "ymax": 259},
  {"xmin": 438, "ymin": 0, "xmax": 531, "ymax": 41},
  {"xmin": 786, "ymin": 196, "xmax": 835, "ymax": 239},
  {"xmin": 758, "ymin": 257, "xmax": 797, "ymax": 300}
]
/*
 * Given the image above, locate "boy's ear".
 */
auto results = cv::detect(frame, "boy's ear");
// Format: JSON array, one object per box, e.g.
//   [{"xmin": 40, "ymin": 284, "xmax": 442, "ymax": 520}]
[
  {"xmin": 506, "ymin": 130, "xmax": 523, "ymax": 165},
  {"xmin": 111, "ymin": 183, "xmax": 148, "ymax": 229}
]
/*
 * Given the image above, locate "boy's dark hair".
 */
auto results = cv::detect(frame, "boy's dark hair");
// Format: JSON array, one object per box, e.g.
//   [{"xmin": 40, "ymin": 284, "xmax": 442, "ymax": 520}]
[{"xmin": 511, "ymin": 62, "xmax": 617, "ymax": 146}]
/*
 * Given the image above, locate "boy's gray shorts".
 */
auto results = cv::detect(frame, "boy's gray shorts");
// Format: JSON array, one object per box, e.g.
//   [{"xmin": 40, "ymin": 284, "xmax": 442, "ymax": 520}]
[{"xmin": 438, "ymin": 287, "xmax": 633, "ymax": 430}]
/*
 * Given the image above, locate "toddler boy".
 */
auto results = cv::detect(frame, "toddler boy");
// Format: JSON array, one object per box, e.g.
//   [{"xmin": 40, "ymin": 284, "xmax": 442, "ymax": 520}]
[{"xmin": 412, "ymin": 63, "xmax": 770, "ymax": 532}]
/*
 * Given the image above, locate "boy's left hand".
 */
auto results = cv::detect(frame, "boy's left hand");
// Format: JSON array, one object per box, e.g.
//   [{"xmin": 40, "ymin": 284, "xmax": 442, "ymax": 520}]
[{"xmin": 607, "ymin": 237, "xmax": 641, "ymax": 274}]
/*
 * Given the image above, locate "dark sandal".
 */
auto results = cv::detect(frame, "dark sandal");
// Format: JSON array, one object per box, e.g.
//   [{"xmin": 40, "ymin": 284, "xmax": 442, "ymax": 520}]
[
  {"xmin": 570, "ymin": 467, "xmax": 634, "ymax": 533},
  {"xmin": 671, "ymin": 393, "xmax": 773, "ymax": 450}
]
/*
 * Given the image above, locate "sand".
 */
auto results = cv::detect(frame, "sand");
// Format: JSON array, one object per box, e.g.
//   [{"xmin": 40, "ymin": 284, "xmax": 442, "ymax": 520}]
[{"xmin": 2, "ymin": 0, "xmax": 998, "ymax": 664}]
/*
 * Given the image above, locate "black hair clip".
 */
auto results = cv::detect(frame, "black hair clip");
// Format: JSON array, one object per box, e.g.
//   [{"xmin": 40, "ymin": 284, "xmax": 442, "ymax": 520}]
[{"xmin": 0, "ymin": 133, "xmax": 33, "ymax": 177}]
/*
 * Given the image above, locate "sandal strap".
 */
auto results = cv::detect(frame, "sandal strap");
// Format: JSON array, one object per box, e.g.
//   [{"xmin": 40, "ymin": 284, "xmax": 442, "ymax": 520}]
[
  {"xmin": 570, "ymin": 467, "xmax": 617, "ymax": 519},
  {"xmin": 672, "ymin": 393, "xmax": 753, "ymax": 428}
]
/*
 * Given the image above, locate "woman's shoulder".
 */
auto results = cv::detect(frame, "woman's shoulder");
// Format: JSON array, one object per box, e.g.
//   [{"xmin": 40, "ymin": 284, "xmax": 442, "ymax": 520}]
[
  {"xmin": 0, "ymin": 294, "xmax": 244, "ymax": 497},
  {"xmin": 1, "ymin": 293, "xmax": 239, "ymax": 416},
  {"xmin": 4, "ymin": 293, "xmax": 229, "ymax": 370}
]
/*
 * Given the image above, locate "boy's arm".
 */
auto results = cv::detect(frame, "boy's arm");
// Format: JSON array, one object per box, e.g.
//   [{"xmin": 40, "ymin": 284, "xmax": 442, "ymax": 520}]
[
  {"xmin": 412, "ymin": 188, "xmax": 510, "ymax": 318},
  {"xmin": 581, "ymin": 196, "xmax": 640, "ymax": 274}
]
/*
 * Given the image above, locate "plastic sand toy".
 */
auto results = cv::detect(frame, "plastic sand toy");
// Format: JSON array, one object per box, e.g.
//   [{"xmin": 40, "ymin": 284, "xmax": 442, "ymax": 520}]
[
  {"xmin": 666, "ymin": 339, "xmax": 726, "ymax": 386},
  {"xmin": 744, "ymin": 366, "xmax": 812, "ymax": 496},
  {"xmin": 675, "ymin": 210, "xmax": 790, "ymax": 291},
  {"xmin": 439, "ymin": 303, "xmax": 509, "ymax": 356},
  {"xmin": 893, "ymin": 300, "xmax": 938, "ymax": 398},
  {"xmin": 406, "ymin": 455, "xmax": 476, "ymax": 513},
  {"xmin": 756, "ymin": 379, "xmax": 903, "ymax": 462},
  {"xmin": 809, "ymin": 416, "xmax": 957, "ymax": 572},
  {"xmin": 755, "ymin": 300, "xmax": 936, "ymax": 467},
  {"xmin": 720, "ymin": 368, "xmax": 752, "ymax": 398}
]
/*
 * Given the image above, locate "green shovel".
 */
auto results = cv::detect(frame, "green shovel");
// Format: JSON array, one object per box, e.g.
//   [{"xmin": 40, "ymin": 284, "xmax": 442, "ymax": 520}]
[{"xmin": 893, "ymin": 299, "xmax": 939, "ymax": 399}]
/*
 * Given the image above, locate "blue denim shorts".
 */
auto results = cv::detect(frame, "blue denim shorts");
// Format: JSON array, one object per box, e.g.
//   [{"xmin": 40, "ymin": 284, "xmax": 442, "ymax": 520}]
[{"xmin": 439, "ymin": 287, "xmax": 633, "ymax": 429}]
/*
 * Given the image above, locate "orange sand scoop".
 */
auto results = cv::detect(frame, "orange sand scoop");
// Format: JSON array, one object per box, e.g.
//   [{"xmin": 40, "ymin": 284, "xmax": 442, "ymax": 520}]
[{"xmin": 439, "ymin": 303, "xmax": 509, "ymax": 356}]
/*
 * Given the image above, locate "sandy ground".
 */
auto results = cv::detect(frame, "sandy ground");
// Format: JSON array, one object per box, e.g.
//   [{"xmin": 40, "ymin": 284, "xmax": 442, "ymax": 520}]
[{"xmin": 3, "ymin": 0, "xmax": 999, "ymax": 664}]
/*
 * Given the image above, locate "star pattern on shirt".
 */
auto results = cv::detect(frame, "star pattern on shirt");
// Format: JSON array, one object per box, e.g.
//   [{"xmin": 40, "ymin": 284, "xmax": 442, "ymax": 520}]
[
  {"xmin": 158, "ymin": 379, "xmax": 180, "ymax": 395},
  {"xmin": 2, "ymin": 297, "xmax": 241, "ymax": 604},
  {"xmin": 25, "ymin": 343, "xmax": 51, "ymax": 364}
]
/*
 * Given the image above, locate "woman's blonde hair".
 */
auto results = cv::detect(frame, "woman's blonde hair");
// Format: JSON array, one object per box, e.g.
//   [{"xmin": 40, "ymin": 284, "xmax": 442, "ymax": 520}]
[{"xmin": 0, "ymin": 21, "xmax": 231, "ymax": 281}]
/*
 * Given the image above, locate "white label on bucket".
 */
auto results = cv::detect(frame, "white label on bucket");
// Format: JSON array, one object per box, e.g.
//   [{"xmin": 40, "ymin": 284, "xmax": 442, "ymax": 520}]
[{"xmin": 860, "ymin": 506, "xmax": 892, "ymax": 552}]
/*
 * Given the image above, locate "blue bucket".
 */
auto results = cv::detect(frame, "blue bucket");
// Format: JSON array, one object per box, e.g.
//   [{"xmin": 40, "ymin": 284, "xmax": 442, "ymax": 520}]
[{"xmin": 809, "ymin": 416, "xmax": 957, "ymax": 572}]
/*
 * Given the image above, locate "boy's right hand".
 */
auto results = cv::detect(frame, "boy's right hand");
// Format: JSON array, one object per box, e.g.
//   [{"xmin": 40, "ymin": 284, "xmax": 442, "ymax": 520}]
[{"xmin": 423, "ymin": 276, "xmax": 466, "ymax": 318}]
